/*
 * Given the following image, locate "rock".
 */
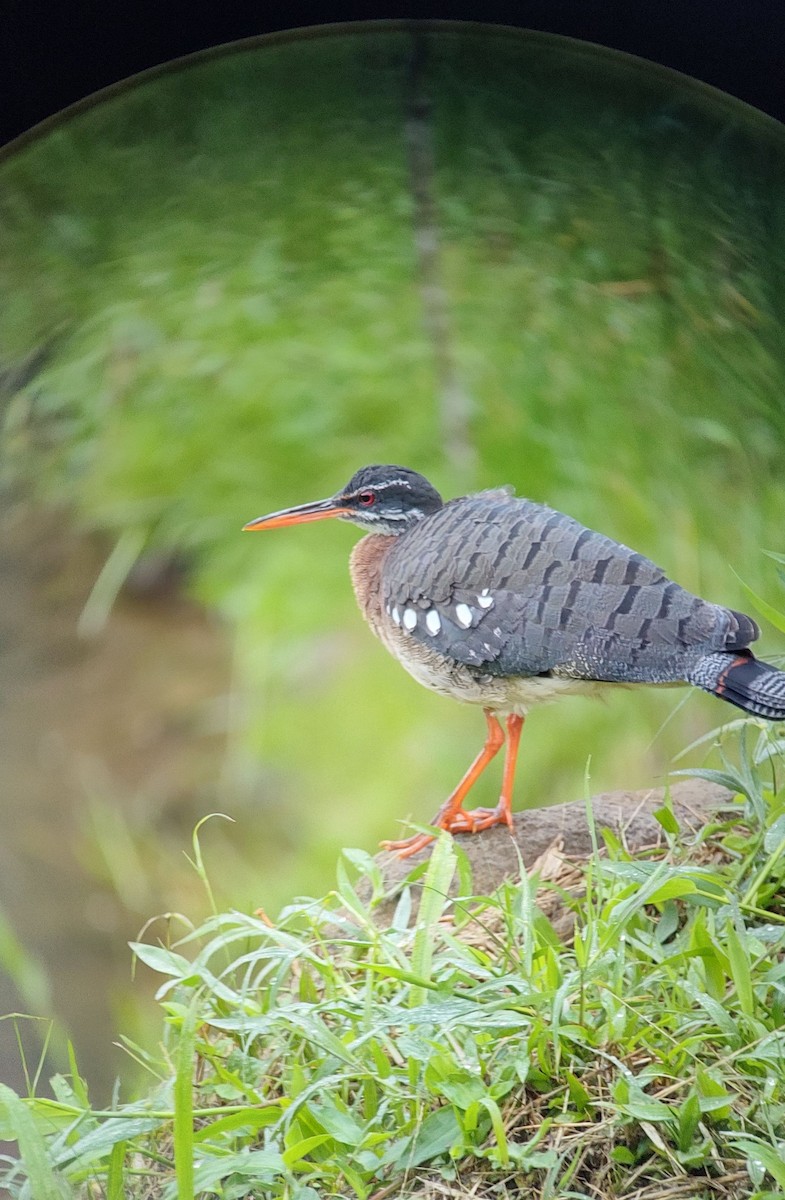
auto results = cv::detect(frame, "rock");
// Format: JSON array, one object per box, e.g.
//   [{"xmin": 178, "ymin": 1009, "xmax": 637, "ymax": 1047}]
[{"xmin": 366, "ymin": 778, "xmax": 736, "ymax": 930}]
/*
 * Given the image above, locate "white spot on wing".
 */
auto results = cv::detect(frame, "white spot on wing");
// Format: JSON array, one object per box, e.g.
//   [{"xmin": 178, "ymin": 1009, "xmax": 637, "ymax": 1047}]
[
  {"xmin": 391, "ymin": 606, "xmax": 401, "ymax": 626},
  {"xmin": 477, "ymin": 592, "xmax": 494, "ymax": 609},
  {"xmin": 425, "ymin": 609, "xmax": 441, "ymax": 636},
  {"xmin": 403, "ymin": 607, "xmax": 418, "ymax": 631},
  {"xmin": 455, "ymin": 603, "xmax": 473, "ymax": 628}
]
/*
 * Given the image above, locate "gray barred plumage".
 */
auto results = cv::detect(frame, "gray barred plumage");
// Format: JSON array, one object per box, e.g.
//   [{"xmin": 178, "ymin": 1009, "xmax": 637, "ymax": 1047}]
[
  {"xmin": 380, "ymin": 487, "xmax": 777, "ymax": 704},
  {"xmin": 246, "ymin": 465, "xmax": 785, "ymax": 721},
  {"xmin": 244, "ymin": 465, "xmax": 785, "ymax": 858}
]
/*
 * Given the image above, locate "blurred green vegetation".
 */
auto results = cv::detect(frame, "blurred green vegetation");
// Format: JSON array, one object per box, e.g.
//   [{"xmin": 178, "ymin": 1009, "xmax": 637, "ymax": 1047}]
[{"xmin": 1, "ymin": 25, "xmax": 784, "ymax": 929}]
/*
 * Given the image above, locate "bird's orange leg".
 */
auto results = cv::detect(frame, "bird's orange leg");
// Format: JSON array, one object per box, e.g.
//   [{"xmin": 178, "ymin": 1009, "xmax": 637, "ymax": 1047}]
[
  {"xmin": 382, "ymin": 711, "xmax": 522, "ymax": 859},
  {"xmin": 447, "ymin": 714, "xmax": 523, "ymax": 834}
]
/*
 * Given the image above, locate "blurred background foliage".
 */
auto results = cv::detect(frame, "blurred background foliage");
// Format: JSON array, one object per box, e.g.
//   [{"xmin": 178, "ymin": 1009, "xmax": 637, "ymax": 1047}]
[{"xmin": 1, "ymin": 25, "xmax": 784, "ymax": 1094}]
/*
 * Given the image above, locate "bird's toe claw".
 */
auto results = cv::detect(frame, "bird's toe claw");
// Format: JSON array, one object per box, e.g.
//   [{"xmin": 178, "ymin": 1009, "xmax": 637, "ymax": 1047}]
[{"xmin": 380, "ymin": 831, "xmax": 436, "ymax": 858}]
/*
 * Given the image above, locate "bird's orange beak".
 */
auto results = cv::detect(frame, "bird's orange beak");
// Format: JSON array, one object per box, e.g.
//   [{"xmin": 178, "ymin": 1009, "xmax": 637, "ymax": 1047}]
[{"xmin": 242, "ymin": 496, "xmax": 343, "ymax": 531}]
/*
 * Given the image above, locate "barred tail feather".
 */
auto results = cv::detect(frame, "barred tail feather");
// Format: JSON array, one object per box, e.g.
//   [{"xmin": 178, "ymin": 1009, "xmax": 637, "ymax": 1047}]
[{"xmin": 688, "ymin": 651, "xmax": 785, "ymax": 721}]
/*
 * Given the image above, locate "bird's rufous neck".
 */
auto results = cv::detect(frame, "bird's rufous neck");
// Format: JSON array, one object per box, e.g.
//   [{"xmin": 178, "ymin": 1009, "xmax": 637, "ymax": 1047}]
[{"xmin": 349, "ymin": 533, "xmax": 397, "ymax": 637}]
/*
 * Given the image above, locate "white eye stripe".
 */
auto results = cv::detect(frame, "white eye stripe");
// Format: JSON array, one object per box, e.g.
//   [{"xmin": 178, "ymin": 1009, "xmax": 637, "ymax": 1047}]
[
  {"xmin": 369, "ymin": 478, "xmax": 412, "ymax": 491},
  {"xmin": 352, "ymin": 478, "xmax": 413, "ymax": 498}
]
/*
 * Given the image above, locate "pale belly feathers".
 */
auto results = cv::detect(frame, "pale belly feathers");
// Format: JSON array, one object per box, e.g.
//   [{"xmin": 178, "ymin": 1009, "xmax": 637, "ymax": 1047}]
[{"xmin": 358, "ymin": 573, "xmax": 609, "ymax": 714}]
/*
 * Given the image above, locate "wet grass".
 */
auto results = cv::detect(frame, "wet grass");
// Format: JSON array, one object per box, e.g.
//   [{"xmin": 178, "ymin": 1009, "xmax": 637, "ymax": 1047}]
[{"xmin": 1, "ymin": 728, "xmax": 785, "ymax": 1197}]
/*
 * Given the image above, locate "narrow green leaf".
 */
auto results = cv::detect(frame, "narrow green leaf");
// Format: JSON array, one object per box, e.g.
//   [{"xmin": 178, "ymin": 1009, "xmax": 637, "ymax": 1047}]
[
  {"xmin": 656, "ymin": 900, "xmax": 680, "ymax": 943},
  {"xmin": 731, "ymin": 1137, "xmax": 785, "ymax": 1188},
  {"xmin": 56, "ymin": 1115, "xmax": 163, "ymax": 1169},
  {"xmin": 66, "ymin": 1042, "xmax": 90, "ymax": 1109},
  {"xmin": 613, "ymin": 1084, "xmax": 673, "ymax": 1123},
  {"xmin": 410, "ymin": 832, "xmax": 457, "ymax": 1004},
  {"xmin": 480, "ymin": 1096, "xmax": 509, "ymax": 1166},
  {"xmin": 463, "ymin": 1099, "xmax": 480, "ymax": 1132},
  {"xmin": 416, "ymin": 831, "xmax": 457, "ymax": 931},
  {"xmin": 764, "ymin": 813, "xmax": 785, "ymax": 855},
  {"xmin": 653, "ymin": 804, "xmax": 680, "ymax": 835},
  {"xmin": 77, "ymin": 527, "xmax": 147, "ymax": 637},
  {"xmin": 676, "ymin": 1093, "xmax": 701, "ymax": 1153},
  {"xmin": 688, "ymin": 916, "xmax": 729, "ymax": 1001},
  {"xmin": 725, "ymin": 916, "xmax": 755, "ymax": 1017},
  {"xmin": 684, "ymin": 984, "xmax": 739, "ymax": 1039},
  {"xmin": 695, "ymin": 1067, "xmax": 733, "ymax": 1121},
  {"xmin": 281, "ymin": 1133, "xmax": 332, "ymax": 1166},
  {"xmin": 106, "ymin": 1139, "xmax": 126, "ymax": 1200},
  {"xmin": 566, "ymin": 1071, "xmax": 591, "ymax": 1113},
  {"xmin": 619, "ymin": 1098, "xmax": 667, "ymax": 1124},
  {"xmin": 193, "ymin": 1105, "xmax": 281, "ymax": 1141},
  {"xmin": 309, "ymin": 1095, "xmax": 364, "ymax": 1145},
  {"xmin": 611, "ymin": 1146, "xmax": 636, "ymax": 1164},
  {"xmin": 369, "ymin": 1038, "xmax": 392, "ymax": 1080},
  {"xmin": 437, "ymin": 1072, "xmax": 486, "ymax": 1109},
  {"xmin": 646, "ymin": 878, "xmax": 699, "ymax": 904},
  {"xmin": 129, "ymin": 942, "xmax": 193, "ymax": 979},
  {"xmin": 731, "ymin": 569, "xmax": 785, "ymax": 634},
  {"xmin": 358, "ymin": 961, "xmax": 437, "ymax": 991},
  {"xmin": 600, "ymin": 826, "xmax": 623, "ymax": 856},
  {"xmin": 391, "ymin": 885, "xmax": 413, "ymax": 930},
  {"xmin": 191, "ymin": 1149, "xmax": 285, "ymax": 1190},
  {"xmin": 336, "ymin": 856, "xmax": 374, "ymax": 924},
  {"xmin": 173, "ymin": 1001, "xmax": 197, "ymax": 1200},
  {"xmin": 0, "ymin": 1083, "xmax": 65, "ymax": 1200},
  {"xmin": 362, "ymin": 1074, "xmax": 379, "ymax": 1120},
  {"xmin": 402, "ymin": 1105, "xmax": 462, "ymax": 1168},
  {"xmin": 673, "ymin": 767, "xmax": 750, "ymax": 799}
]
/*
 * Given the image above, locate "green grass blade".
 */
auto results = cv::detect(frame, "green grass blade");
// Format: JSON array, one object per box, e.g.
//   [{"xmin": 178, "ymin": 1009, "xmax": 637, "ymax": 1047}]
[
  {"xmin": 480, "ymin": 1096, "xmax": 510, "ymax": 1166},
  {"xmin": 730, "ymin": 568, "xmax": 785, "ymax": 635},
  {"xmin": 410, "ymin": 832, "xmax": 457, "ymax": 1005},
  {"xmin": 731, "ymin": 1136, "xmax": 785, "ymax": 1189},
  {"xmin": 725, "ymin": 912, "xmax": 755, "ymax": 1017},
  {"xmin": 106, "ymin": 1139, "xmax": 127, "ymax": 1200},
  {"xmin": 173, "ymin": 1003, "xmax": 197, "ymax": 1200},
  {"xmin": 0, "ymin": 1083, "xmax": 66, "ymax": 1200},
  {"xmin": 77, "ymin": 527, "xmax": 147, "ymax": 638}
]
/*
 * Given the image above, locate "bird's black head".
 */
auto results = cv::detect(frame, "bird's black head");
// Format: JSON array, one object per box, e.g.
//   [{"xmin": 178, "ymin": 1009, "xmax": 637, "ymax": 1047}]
[
  {"xmin": 243, "ymin": 465, "xmax": 443, "ymax": 537},
  {"xmin": 335, "ymin": 465, "xmax": 443, "ymax": 533}
]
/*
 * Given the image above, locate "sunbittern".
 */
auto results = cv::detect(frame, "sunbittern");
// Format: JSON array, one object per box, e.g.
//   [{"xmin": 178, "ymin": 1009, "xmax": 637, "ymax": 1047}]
[{"xmin": 244, "ymin": 465, "xmax": 785, "ymax": 857}]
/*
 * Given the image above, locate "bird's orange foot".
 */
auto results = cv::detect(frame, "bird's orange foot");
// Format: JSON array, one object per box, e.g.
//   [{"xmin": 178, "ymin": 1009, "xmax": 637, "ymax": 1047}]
[
  {"xmin": 380, "ymin": 803, "xmax": 513, "ymax": 859},
  {"xmin": 443, "ymin": 804, "xmax": 514, "ymax": 834}
]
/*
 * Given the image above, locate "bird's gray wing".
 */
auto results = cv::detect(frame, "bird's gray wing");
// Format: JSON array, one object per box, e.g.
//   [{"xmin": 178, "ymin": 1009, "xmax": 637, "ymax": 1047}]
[{"xmin": 381, "ymin": 491, "xmax": 757, "ymax": 682}]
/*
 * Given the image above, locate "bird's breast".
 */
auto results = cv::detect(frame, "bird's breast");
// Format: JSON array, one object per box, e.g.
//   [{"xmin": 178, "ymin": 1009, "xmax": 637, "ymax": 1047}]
[
  {"xmin": 348, "ymin": 533, "xmax": 398, "ymax": 639},
  {"xmin": 349, "ymin": 531, "xmax": 611, "ymax": 714},
  {"xmin": 350, "ymin": 531, "xmax": 483, "ymax": 695}
]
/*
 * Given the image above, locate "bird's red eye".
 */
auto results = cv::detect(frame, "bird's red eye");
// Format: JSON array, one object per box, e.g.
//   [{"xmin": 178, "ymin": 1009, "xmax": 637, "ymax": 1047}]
[{"xmin": 358, "ymin": 491, "xmax": 376, "ymax": 507}]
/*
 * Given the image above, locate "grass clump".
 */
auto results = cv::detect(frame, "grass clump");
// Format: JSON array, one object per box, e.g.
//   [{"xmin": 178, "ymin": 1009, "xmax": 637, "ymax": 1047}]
[{"xmin": 1, "ymin": 730, "xmax": 785, "ymax": 1199}]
